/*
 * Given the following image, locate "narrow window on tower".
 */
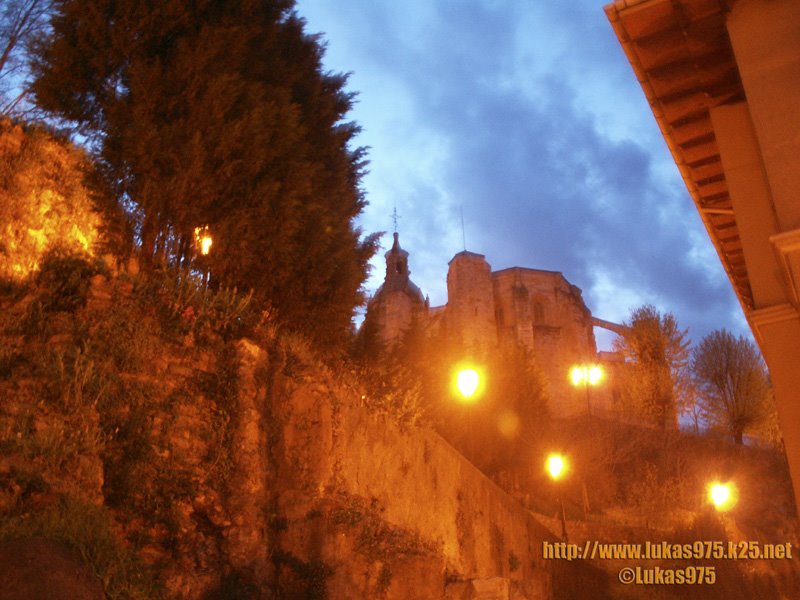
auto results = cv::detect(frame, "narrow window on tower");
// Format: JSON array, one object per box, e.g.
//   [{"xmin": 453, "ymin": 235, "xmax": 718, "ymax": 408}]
[{"xmin": 534, "ymin": 301, "xmax": 545, "ymax": 324}]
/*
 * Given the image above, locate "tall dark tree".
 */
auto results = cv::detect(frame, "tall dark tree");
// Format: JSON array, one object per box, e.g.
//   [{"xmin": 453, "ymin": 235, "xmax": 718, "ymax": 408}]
[
  {"xmin": 613, "ymin": 304, "xmax": 690, "ymax": 430},
  {"xmin": 31, "ymin": 0, "xmax": 377, "ymax": 348},
  {"xmin": 692, "ymin": 329, "xmax": 772, "ymax": 445}
]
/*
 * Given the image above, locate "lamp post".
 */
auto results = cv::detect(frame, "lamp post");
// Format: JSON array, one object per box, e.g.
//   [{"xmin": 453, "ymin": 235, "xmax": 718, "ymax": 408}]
[
  {"xmin": 570, "ymin": 364, "xmax": 604, "ymax": 415},
  {"xmin": 194, "ymin": 226, "xmax": 213, "ymax": 285},
  {"xmin": 547, "ymin": 453, "xmax": 569, "ymax": 542},
  {"xmin": 452, "ymin": 364, "xmax": 485, "ymax": 463}
]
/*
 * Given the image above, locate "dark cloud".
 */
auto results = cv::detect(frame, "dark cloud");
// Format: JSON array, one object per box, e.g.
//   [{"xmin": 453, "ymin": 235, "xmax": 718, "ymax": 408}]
[{"xmin": 297, "ymin": 0, "xmax": 746, "ymax": 345}]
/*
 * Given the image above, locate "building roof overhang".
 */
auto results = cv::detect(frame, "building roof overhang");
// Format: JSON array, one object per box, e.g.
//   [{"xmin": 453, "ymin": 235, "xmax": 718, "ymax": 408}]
[{"xmin": 605, "ymin": 0, "xmax": 753, "ymax": 311}]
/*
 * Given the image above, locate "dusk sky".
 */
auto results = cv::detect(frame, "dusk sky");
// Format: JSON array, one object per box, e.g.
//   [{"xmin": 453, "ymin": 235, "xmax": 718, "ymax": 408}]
[{"xmin": 295, "ymin": 0, "xmax": 748, "ymax": 350}]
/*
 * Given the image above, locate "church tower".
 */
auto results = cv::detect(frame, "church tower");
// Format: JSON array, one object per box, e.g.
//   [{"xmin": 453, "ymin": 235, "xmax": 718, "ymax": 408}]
[
  {"xmin": 445, "ymin": 250, "xmax": 498, "ymax": 350},
  {"xmin": 362, "ymin": 232, "xmax": 427, "ymax": 350},
  {"xmin": 384, "ymin": 232, "xmax": 412, "ymax": 292}
]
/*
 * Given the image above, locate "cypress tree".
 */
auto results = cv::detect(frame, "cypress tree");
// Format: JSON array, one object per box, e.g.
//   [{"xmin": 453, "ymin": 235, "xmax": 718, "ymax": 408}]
[{"xmin": 32, "ymin": 0, "xmax": 377, "ymax": 348}]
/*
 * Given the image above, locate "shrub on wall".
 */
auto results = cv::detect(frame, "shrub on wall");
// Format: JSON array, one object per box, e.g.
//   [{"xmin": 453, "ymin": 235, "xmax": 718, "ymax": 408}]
[
  {"xmin": 136, "ymin": 267, "xmax": 256, "ymax": 342},
  {"xmin": 0, "ymin": 119, "xmax": 101, "ymax": 280},
  {"xmin": 35, "ymin": 246, "xmax": 96, "ymax": 312},
  {"xmin": 0, "ymin": 497, "xmax": 163, "ymax": 599}
]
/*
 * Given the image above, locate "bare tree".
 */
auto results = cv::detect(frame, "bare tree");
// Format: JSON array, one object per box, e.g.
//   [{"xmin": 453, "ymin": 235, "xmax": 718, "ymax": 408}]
[
  {"xmin": 0, "ymin": 0, "xmax": 50, "ymax": 115},
  {"xmin": 691, "ymin": 329, "xmax": 771, "ymax": 445},
  {"xmin": 682, "ymin": 382, "xmax": 703, "ymax": 435},
  {"xmin": 613, "ymin": 304, "xmax": 690, "ymax": 430}
]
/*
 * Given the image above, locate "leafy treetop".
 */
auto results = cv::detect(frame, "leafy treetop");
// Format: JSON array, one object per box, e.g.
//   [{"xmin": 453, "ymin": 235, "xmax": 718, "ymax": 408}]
[{"xmin": 613, "ymin": 304, "xmax": 690, "ymax": 430}]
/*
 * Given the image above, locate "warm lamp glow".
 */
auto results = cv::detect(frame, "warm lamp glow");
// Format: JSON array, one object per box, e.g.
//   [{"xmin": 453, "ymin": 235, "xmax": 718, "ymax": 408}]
[
  {"xmin": 547, "ymin": 454, "xmax": 567, "ymax": 481},
  {"xmin": 710, "ymin": 485, "xmax": 729, "ymax": 505},
  {"xmin": 707, "ymin": 481, "xmax": 738, "ymax": 512},
  {"xmin": 201, "ymin": 235, "xmax": 212, "ymax": 255},
  {"xmin": 451, "ymin": 364, "xmax": 485, "ymax": 404},
  {"xmin": 570, "ymin": 364, "xmax": 604, "ymax": 387},
  {"xmin": 194, "ymin": 226, "xmax": 213, "ymax": 256},
  {"xmin": 456, "ymin": 369, "xmax": 480, "ymax": 399}
]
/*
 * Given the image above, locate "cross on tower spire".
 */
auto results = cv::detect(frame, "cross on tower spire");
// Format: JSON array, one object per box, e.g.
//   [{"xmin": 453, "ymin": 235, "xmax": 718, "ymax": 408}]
[{"xmin": 392, "ymin": 204, "xmax": 401, "ymax": 234}]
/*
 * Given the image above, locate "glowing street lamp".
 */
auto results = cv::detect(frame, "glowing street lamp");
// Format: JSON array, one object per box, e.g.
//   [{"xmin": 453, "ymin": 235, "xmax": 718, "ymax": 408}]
[
  {"xmin": 200, "ymin": 235, "xmax": 212, "ymax": 256},
  {"xmin": 452, "ymin": 365, "xmax": 485, "ymax": 405},
  {"xmin": 194, "ymin": 226, "xmax": 213, "ymax": 256},
  {"xmin": 547, "ymin": 454, "xmax": 567, "ymax": 480},
  {"xmin": 547, "ymin": 453, "xmax": 570, "ymax": 542},
  {"xmin": 707, "ymin": 481, "xmax": 738, "ymax": 512},
  {"xmin": 450, "ymin": 364, "xmax": 485, "ymax": 464},
  {"xmin": 457, "ymin": 369, "xmax": 480, "ymax": 399},
  {"xmin": 570, "ymin": 364, "xmax": 604, "ymax": 415}
]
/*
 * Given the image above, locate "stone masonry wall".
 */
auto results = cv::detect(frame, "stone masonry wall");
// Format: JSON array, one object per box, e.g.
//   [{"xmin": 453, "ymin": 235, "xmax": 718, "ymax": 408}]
[
  {"xmin": 492, "ymin": 269, "xmax": 597, "ymax": 417},
  {"xmin": 375, "ymin": 291, "xmax": 417, "ymax": 349},
  {"xmin": 446, "ymin": 252, "xmax": 498, "ymax": 350},
  {"xmin": 264, "ymin": 347, "xmax": 559, "ymax": 599}
]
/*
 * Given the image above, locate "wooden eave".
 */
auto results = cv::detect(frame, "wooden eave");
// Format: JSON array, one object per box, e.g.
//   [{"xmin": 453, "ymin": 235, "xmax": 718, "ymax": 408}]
[{"xmin": 605, "ymin": 0, "xmax": 755, "ymax": 311}]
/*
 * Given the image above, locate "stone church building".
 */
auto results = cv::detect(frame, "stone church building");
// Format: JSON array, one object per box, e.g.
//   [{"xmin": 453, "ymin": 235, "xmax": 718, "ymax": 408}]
[{"xmin": 364, "ymin": 233, "xmax": 617, "ymax": 416}]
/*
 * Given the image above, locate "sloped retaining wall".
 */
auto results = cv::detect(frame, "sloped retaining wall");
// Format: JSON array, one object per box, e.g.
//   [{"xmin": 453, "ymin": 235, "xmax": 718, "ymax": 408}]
[{"xmin": 264, "ymin": 349, "xmax": 558, "ymax": 599}]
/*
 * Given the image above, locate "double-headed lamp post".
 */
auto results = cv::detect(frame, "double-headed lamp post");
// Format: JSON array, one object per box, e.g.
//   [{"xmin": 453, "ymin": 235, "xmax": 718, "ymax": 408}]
[
  {"xmin": 547, "ymin": 453, "xmax": 569, "ymax": 542},
  {"xmin": 570, "ymin": 364, "xmax": 604, "ymax": 415}
]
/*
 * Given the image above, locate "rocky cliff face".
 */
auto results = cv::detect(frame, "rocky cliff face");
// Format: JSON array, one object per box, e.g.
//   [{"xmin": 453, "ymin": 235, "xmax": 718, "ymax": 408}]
[
  {"xmin": 0, "ymin": 272, "xmax": 560, "ymax": 599},
  {"xmin": 1, "ymin": 273, "xmax": 271, "ymax": 597}
]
